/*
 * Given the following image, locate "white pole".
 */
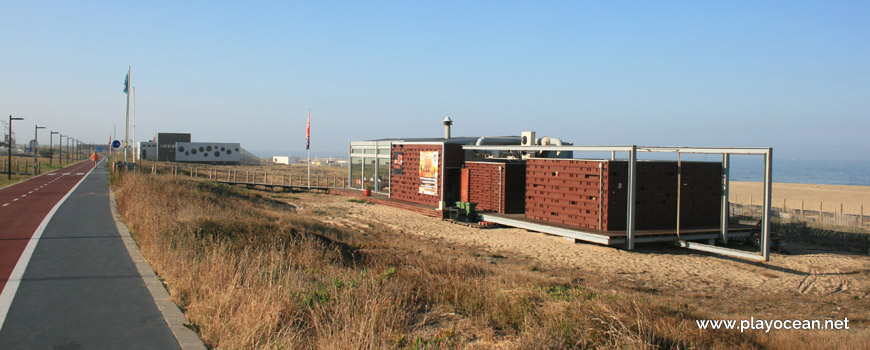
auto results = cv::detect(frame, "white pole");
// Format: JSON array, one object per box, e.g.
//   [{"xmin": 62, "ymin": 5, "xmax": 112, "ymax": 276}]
[
  {"xmin": 124, "ymin": 66, "xmax": 131, "ymax": 164},
  {"xmin": 132, "ymin": 86, "xmax": 136, "ymax": 164},
  {"xmin": 307, "ymin": 109, "xmax": 311, "ymax": 190}
]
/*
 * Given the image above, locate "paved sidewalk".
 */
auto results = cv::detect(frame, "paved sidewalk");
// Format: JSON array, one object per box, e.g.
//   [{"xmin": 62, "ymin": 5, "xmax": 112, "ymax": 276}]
[{"xmin": 0, "ymin": 163, "xmax": 182, "ymax": 349}]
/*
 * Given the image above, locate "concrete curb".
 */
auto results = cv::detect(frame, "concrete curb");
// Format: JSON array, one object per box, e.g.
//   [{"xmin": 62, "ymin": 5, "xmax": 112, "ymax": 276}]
[{"xmin": 108, "ymin": 187, "xmax": 207, "ymax": 350}]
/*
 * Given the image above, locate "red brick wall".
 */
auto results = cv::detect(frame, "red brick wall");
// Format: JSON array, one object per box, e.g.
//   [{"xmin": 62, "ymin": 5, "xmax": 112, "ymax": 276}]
[
  {"xmin": 467, "ymin": 162, "xmax": 501, "ymax": 212},
  {"xmin": 526, "ymin": 159, "xmax": 608, "ymax": 229},
  {"xmin": 390, "ymin": 144, "xmax": 442, "ymax": 207}
]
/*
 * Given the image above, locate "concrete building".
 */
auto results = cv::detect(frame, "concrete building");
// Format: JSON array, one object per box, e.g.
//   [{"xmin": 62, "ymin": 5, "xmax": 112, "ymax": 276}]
[
  {"xmin": 176, "ymin": 142, "xmax": 241, "ymax": 164},
  {"xmin": 138, "ymin": 141, "xmax": 157, "ymax": 161},
  {"xmin": 154, "ymin": 133, "xmax": 191, "ymax": 161}
]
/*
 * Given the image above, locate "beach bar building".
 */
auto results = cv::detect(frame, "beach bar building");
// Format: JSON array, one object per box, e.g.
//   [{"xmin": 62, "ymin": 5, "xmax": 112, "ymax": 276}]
[{"xmin": 347, "ymin": 119, "xmax": 773, "ymax": 261}]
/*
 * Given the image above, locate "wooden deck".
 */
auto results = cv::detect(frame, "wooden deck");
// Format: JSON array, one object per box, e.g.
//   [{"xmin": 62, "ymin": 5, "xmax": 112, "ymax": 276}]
[{"xmin": 478, "ymin": 213, "xmax": 756, "ymax": 246}]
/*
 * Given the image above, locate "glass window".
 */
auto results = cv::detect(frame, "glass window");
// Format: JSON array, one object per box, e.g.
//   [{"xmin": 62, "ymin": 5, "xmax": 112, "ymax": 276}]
[
  {"xmin": 363, "ymin": 157, "xmax": 376, "ymax": 190},
  {"xmin": 378, "ymin": 148, "xmax": 390, "ymax": 155},
  {"xmin": 364, "ymin": 148, "xmax": 376, "ymax": 154},
  {"xmin": 350, "ymin": 156, "xmax": 362, "ymax": 189},
  {"xmin": 377, "ymin": 158, "xmax": 390, "ymax": 193}
]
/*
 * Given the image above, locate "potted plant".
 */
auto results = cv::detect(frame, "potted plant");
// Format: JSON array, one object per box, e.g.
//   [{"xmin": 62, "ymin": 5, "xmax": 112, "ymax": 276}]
[{"xmin": 363, "ymin": 183, "xmax": 372, "ymax": 196}]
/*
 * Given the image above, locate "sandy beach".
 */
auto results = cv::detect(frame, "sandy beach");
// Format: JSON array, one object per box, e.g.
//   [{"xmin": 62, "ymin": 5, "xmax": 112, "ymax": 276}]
[
  {"xmin": 286, "ymin": 191, "xmax": 870, "ymax": 325},
  {"xmin": 730, "ymin": 181, "xmax": 870, "ymax": 216}
]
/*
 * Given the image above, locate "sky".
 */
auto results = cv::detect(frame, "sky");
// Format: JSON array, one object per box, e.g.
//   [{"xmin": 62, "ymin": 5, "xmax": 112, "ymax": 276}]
[{"xmin": 0, "ymin": 1, "xmax": 867, "ymax": 161}]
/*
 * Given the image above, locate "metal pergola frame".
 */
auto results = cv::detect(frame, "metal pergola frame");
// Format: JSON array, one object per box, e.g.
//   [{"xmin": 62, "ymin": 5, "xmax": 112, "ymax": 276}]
[{"xmin": 463, "ymin": 144, "xmax": 773, "ymax": 261}]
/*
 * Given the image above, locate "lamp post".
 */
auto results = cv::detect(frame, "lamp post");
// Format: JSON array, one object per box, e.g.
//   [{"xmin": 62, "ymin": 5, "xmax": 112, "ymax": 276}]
[
  {"xmin": 59, "ymin": 134, "xmax": 64, "ymax": 166},
  {"xmin": 50, "ymin": 131, "xmax": 59, "ymax": 167},
  {"xmin": 34, "ymin": 125, "xmax": 46, "ymax": 169},
  {"xmin": 8, "ymin": 115, "xmax": 24, "ymax": 180}
]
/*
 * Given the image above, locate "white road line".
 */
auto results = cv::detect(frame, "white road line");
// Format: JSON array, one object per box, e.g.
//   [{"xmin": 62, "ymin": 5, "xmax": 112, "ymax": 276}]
[
  {"xmin": 1, "ymin": 204, "xmax": 8, "ymax": 207},
  {"xmin": 21, "ymin": 195, "xmax": 26, "ymax": 197},
  {"xmin": 0, "ymin": 160, "xmax": 96, "ymax": 332},
  {"xmin": 12, "ymin": 198, "xmax": 18, "ymax": 201}
]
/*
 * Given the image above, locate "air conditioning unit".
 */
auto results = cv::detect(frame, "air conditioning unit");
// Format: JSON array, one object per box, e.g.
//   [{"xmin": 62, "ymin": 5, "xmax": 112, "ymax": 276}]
[{"xmin": 521, "ymin": 131, "xmax": 536, "ymax": 146}]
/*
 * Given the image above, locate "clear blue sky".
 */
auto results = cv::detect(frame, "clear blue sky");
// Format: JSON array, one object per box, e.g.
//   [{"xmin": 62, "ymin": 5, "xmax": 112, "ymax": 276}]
[{"xmin": 1, "ymin": 1, "xmax": 867, "ymax": 160}]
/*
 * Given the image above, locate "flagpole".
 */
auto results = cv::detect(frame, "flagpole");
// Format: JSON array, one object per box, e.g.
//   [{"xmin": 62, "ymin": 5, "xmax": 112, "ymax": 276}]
[
  {"xmin": 307, "ymin": 109, "xmax": 311, "ymax": 190},
  {"xmin": 124, "ymin": 66, "xmax": 131, "ymax": 165},
  {"xmin": 132, "ymin": 86, "xmax": 136, "ymax": 164}
]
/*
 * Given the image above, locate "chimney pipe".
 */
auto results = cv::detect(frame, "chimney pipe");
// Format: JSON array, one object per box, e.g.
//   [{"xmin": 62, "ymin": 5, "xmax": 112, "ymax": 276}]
[{"xmin": 443, "ymin": 116, "xmax": 453, "ymax": 139}]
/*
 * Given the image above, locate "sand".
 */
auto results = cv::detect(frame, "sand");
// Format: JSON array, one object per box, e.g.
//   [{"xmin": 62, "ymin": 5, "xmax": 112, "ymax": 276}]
[
  {"xmin": 730, "ymin": 181, "xmax": 870, "ymax": 216},
  {"xmin": 289, "ymin": 192, "xmax": 870, "ymax": 322}
]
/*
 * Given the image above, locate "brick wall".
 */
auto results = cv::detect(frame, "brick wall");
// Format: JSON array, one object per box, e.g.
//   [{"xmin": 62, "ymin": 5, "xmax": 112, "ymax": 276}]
[
  {"xmin": 390, "ymin": 144, "xmax": 442, "ymax": 207},
  {"xmin": 466, "ymin": 162, "xmax": 526, "ymax": 214}
]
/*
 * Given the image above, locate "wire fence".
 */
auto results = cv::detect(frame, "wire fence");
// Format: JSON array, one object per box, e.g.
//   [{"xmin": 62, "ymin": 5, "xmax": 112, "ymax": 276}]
[
  {"xmin": 731, "ymin": 203, "xmax": 869, "ymax": 231},
  {"xmin": 731, "ymin": 203, "xmax": 870, "ymax": 253}
]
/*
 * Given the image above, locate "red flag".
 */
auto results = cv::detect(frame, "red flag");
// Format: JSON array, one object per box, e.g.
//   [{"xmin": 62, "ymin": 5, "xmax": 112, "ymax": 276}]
[{"xmin": 305, "ymin": 110, "xmax": 310, "ymax": 150}]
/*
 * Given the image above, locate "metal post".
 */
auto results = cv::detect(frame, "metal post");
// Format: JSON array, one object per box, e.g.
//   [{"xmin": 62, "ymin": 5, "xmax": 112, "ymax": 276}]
[
  {"xmin": 8, "ymin": 115, "xmax": 24, "ymax": 180},
  {"xmin": 34, "ymin": 125, "xmax": 45, "ymax": 167},
  {"xmin": 761, "ymin": 148, "xmax": 773, "ymax": 261},
  {"xmin": 58, "ymin": 135, "xmax": 63, "ymax": 166},
  {"xmin": 676, "ymin": 152, "xmax": 682, "ymax": 239},
  {"xmin": 626, "ymin": 146, "xmax": 637, "ymax": 250},
  {"xmin": 49, "ymin": 131, "xmax": 58, "ymax": 167},
  {"xmin": 720, "ymin": 154, "xmax": 730, "ymax": 243}
]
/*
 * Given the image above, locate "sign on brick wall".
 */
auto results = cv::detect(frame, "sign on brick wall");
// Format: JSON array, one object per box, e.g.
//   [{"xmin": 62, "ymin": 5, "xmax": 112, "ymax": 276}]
[{"xmin": 419, "ymin": 151, "xmax": 439, "ymax": 195}]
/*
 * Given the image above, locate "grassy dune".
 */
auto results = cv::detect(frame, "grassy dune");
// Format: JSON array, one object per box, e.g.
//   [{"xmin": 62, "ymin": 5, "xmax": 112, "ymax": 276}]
[{"xmin": 113, "ymin": 173, "xmax": 778, "ymax": 349}]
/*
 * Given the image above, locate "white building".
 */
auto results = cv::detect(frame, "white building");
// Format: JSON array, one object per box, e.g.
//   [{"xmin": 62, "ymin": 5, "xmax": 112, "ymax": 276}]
[
  {"xmin": 272, "ymin": 156, "xmax": 289, "ymax": 165},
  {"xmin": 176, "ymin": 142, "xmax": 241, "ymax": 164}
]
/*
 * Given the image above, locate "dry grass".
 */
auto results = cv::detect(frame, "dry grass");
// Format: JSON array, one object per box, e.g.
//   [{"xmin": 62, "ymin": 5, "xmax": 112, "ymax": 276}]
[{"xmin": 114, "ymin": 172, "xmax": 862, "ymax": 349}]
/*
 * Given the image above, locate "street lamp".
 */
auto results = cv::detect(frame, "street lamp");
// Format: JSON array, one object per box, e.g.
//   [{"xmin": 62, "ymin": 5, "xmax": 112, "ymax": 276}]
[
  {"xmin": 8, "ymin": 115, "xmax": 24, "ymax": 180},
  {"xmin": 50, "ymin": 131, "xmax": 59, "ymax": 167},
  {"xmin": 34, "ymin": 125, "xmax": 46, "ymax": 169},
  {"xmin": 59, "ymin": 134, "xmax": 64, "ymax": 166}
]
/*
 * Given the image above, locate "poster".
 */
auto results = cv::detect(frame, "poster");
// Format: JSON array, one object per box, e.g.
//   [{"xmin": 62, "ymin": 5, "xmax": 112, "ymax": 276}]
[
  {"xmin": 392, "ymin": 151, "xmax": 404, "ymax": 175},
  {"xmin": 418, "ymin": 151, "xmax": 439, "ymax": 195}
]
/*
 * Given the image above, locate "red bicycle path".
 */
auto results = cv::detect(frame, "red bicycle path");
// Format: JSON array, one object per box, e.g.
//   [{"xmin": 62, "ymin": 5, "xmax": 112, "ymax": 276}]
[{"xmin": 0, "ymin": 160, "xmax": 94, "ymax": 293}]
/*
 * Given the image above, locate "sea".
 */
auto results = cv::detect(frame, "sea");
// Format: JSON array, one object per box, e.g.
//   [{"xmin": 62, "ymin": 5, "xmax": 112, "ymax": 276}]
[
  {"xmin": 728, "ymin": 158, "xmax": 870, "ymax": 186},
  {"xmin": 252, "ymin": 149, "xmax": 870, "ymax": 187}
]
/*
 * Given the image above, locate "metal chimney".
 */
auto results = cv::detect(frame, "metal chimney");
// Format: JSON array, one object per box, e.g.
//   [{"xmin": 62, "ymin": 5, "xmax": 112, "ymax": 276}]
[{"xmin": 443, "ymin": 116, "xmax": 453, "ymax": 139}]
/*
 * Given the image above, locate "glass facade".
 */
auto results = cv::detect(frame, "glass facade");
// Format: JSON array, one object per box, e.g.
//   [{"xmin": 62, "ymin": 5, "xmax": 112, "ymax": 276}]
[
  {"xmin": 350, "ymin": 156, "xmax": 362, "ymax": 189},
  {"xmin": 349, "ymin": 142, "xmax": 392, "ymax": 194},
  {"xmin": 377, "ymin": 158, "xmax": 390, "ymax": 192}
]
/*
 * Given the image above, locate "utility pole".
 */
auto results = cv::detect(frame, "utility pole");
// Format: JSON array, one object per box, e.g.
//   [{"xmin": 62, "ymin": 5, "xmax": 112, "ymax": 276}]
[{"xmin": 8, "ymin": 115, "xmax": 24, "ymax": 179}]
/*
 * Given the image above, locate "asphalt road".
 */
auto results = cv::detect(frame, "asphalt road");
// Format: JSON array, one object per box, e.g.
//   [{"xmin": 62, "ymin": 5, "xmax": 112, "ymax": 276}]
[{"xmin": 0, "ymin": 160, "xmax": 180, "ymax": 349}]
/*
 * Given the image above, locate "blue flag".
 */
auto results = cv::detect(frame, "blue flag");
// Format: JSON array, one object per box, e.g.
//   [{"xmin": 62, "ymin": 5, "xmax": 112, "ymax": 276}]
[{"xmin": 123, "ymin": 73, "xmax": 129, "ymax": 94}]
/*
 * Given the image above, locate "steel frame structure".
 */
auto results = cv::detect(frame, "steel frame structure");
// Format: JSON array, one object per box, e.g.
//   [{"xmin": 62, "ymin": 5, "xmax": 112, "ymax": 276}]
[{"xmin": 463, "ymin": 145, "xmax": 773, "ymax": 261}]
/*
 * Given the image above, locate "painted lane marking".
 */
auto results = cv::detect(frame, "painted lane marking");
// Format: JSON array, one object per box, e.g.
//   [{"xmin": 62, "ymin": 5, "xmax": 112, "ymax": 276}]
[
  {"xmin": 1, "ymin": 204, "xmax": 8, "ymax": 207},
  {"xmin": 12, "ymin": 198, "xmax": 18, "ymax": 202},
  {"xmin": 75, "ymin": 173, "xmax": 84, "ymax": 176},
  {"xmin": 20, "ymin": 195, "xmax": 26, "ymax": 197}
]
